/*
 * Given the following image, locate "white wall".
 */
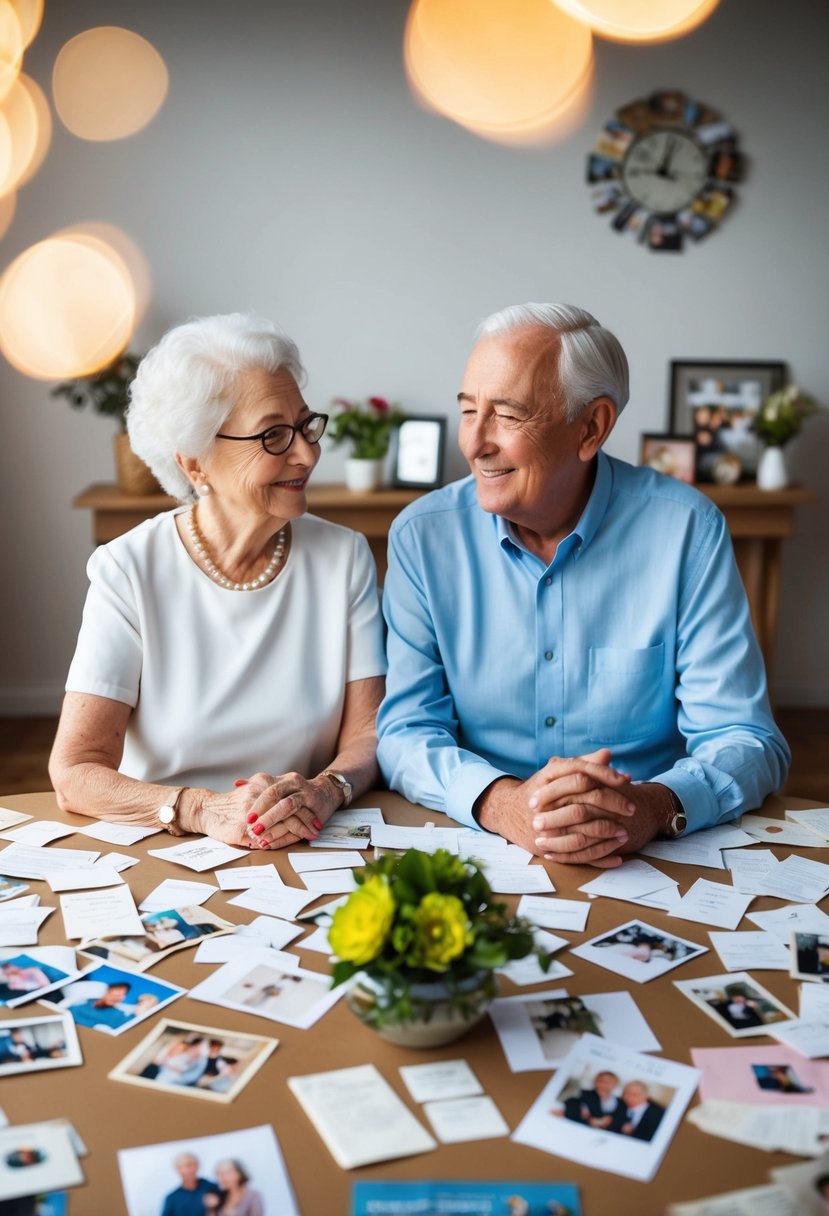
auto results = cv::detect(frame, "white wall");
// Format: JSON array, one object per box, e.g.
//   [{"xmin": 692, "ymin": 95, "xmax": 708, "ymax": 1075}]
[{"xmin": 2, "ymin": 0, "xmax": 827, "ymax": 713}]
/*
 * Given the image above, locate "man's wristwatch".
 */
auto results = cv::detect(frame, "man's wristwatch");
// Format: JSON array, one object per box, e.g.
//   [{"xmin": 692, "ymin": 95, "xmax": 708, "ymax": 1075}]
[
  {"xmin": 664, "ymin": 791, "xmax": 687, "ymax": 838},
  {"xmin": 158, "ymin": 787, "xmax": 186, "ymax": 836},
  {"xmin": 320, "ymin": 770, "xmax": 353, "ymax": 808}
]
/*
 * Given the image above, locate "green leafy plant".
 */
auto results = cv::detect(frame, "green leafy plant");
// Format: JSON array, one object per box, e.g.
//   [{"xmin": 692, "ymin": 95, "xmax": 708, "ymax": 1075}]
[
  {"xmin": 753, "ymin": 384, "xmax": 822, "ymax": 448},
  {"xmin": 50, "ymin": 352, "xmax": 141, "ymax": 433},
  {"xmin": 328, "ymin": 395, "xmax": 405, "ymax": 460},
  {"xmin": 328, "ymin": 848, "xmax": 549, "ymax": 1027}
]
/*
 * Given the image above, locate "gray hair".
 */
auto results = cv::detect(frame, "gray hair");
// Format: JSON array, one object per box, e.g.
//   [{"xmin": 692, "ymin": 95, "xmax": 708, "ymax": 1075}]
[
  {"xmin": 127, "ymin": 312, "xmax": 306, "ymax": 502},
  {"xmin": 477, "ymin": 302, "xmax": 629, "ymax": 421}
]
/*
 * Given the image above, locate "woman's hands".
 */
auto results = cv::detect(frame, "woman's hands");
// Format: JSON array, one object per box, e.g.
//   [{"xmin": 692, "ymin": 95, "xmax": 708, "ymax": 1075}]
[{"xmin": 234, "ymin": 771, "xmax": 342, "ymax": 850}]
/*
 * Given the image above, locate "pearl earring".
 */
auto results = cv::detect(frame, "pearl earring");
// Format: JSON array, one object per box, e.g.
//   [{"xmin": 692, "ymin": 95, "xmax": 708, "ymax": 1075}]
[{"xmin": 199, "ymin": 483, "xmax": 211, "ymax": 496}]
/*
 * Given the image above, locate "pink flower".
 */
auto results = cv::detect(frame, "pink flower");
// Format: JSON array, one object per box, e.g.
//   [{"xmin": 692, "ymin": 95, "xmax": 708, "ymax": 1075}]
[{"xmin": 368, "ymin": 396, "xmax": 389, "ymax": 414}]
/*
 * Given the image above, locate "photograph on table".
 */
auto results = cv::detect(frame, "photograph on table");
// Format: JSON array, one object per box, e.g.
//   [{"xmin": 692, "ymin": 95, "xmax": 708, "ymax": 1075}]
[
  {"xmin": 771, "ymin": 1149, "xmax": 829, "ymax": 1216},
  {"xmin": 118, "ymin": 1122, "xmax": 298, "ymax": 1216},
  {"xmin": 751, "ymin": 1063, "xmax": 814, "ymax": 1095},
  {"xmin": 691, "ymin": 1044, "xmax": 829, "ymax": 1108},
  {"xmin": 188, "ymin": 947, "xmax": 346, "ymax": 1029},
  {"xmin": 78, "ymin": 904, "xmax": 234, "ymax": 971},
  {"xmin": 570, "ymin": 919, "xmax": 707, "ymax": 983},
  {"xmin": 490, "ymin": 988, "xmax": 661, "ymax": 1071},
  {"xmin": 669, "ymin": 359, "xmax": 785, "ymax": 482},
  {"xmin": 39, "ymin": 962, "xmax": 184, "ymax": 1035},
  {"xmin": 0, "ymin": 1120, "xmax": 84, "ymax": 1204},
  {"xmin": 0, "ymin": 948, "xmax": 83, "ymax": 1008},
  {"xmin": 674, "ymin": 971, "xmax": 796, "ymax": 1037},
  {"xmin": 639, "ymin": 433, "xmax": 696, "ymax": 484},
  {"xmin": 790, "ymin": 932, "xmax": 829, "ymax": 983},
  {"xmin": 109, "ymin": 1017, "xmax": 278, "ymax": 1103},
  {"xmin": 512, "ymin": 1034, "xmax": 700, "ymax": 1183},
  {"xmin": 0, "ymin": 876, "xmax": 28, "ymax": 902},
  {"xmin": 0, "ymin": 1013, "xmax": 82, "ymax": 1077}
]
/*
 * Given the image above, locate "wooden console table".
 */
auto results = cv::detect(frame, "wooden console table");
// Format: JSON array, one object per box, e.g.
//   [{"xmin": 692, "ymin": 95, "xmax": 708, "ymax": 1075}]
[{"xmin": 73, "ymin": 482, "xmax": 814, "ymax": 676}]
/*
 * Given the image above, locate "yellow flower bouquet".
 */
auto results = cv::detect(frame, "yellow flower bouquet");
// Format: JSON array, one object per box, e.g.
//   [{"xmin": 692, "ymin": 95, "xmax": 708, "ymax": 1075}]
[{"xmin": 329, "ymin": 848, "xmax": 549, "ymax": 1042}]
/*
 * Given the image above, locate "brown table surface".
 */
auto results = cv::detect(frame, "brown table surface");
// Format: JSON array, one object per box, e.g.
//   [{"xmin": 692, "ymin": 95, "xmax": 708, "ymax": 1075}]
[{"xmin": 1, "ymin": 790, "xmax": 826, "ymax": 1216}]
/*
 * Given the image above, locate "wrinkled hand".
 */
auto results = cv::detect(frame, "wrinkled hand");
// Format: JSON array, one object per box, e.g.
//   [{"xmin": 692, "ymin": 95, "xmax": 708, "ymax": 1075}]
[{"xmin": 239, "ymin": 771, "xmax": 341, "ymax": 850}]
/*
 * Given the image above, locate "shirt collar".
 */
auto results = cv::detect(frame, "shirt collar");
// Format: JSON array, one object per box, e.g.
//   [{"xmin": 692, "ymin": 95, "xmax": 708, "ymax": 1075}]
[{"xmin": 495, "ymin": 450, "xmax": 614, "ymax": 562}]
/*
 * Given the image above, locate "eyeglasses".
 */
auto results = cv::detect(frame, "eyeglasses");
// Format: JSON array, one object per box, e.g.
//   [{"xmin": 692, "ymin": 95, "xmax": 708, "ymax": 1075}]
[{"xmin": 216, "ymin": 412, "xmax": 329, "ymax": 456}]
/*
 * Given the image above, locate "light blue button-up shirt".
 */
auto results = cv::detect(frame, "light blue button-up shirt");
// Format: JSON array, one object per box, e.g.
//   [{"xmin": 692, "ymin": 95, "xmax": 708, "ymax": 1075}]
[{"xmin": 377, "ymin": 452, "xmax": 789, "ymax": 834}]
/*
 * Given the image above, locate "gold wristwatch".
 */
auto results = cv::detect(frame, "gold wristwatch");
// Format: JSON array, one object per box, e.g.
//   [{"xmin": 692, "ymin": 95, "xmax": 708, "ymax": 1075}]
[
  {"xmin": 158, "ymin": 787, "xmax": 186, "ymax": 836},
  {"xmin": 321, "ymin": 770, "xmax": 353, "ymax": 808}
]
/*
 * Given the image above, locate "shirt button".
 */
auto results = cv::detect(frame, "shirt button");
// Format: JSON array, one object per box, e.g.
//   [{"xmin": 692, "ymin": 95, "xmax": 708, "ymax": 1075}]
[
  {"xmin": 545, "ymin": 716, "xmax": 556, "ymax": 727},
  {"xmin": 545, "ymin": 651, "xmax": 554, "ymax": 661},
  {"xmin": 544, "ymin": 577, "xmax": 552, "ymax": 586}
]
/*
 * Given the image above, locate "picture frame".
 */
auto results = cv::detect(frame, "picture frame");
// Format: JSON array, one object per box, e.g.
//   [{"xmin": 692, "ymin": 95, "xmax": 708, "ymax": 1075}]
[
  {"xmin": 669, "ymin": 360, "xmax": 786, "ymax": 482},
  {"xmin": 391, "ymin": 416, "xmax": 446, "ymax": 489},
  {"xmin": 639, "ymin": 433, "xmax": 696, "ymax": 484}
]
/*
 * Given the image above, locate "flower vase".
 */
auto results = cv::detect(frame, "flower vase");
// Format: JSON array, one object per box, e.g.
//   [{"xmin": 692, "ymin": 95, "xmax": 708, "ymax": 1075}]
[
  {"xmin": 757, "ymin": 445, "xmax": 788, "ymax": 491},
  {"xmin": 344, "ymin": 457, "xmax": 384, "ymax": 492},
  {"xmin": 346, "ymin": 970, "xmax": 496, "ymax": 1048}
]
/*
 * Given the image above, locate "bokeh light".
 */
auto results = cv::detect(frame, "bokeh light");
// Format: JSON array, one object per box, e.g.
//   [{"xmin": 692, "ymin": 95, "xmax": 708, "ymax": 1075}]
[
  {"xmin": 0, "ymin": 189, "xmax": 15, "ymax": 239},
  {"xmin": 552, "ymin": 0, "xmax": 720, "ymax": 44},
  {"xmin": 0, "ymin": 233, "xmax": 136, "ymax": 379},
  {"xmin": 0, "ymin": 72, "xmax": 50, "ymax": 197},
  {"xmin": 56, "ymin": 221, "xmax": 151, "ymax": 327},
  {"xmin": 404, "ymin": 0, "xmax": 593, "ymax": 144},
  {"xmin": 0, "ymin": 0, "xmax": 23, "ymax": 104},
  {"xmin": 11, "ymin": 0, "xmax": 43, "ymax": 49},
  {"xmin": 52, "ymin": 25, "xmax": 168, "ymax": 141}
]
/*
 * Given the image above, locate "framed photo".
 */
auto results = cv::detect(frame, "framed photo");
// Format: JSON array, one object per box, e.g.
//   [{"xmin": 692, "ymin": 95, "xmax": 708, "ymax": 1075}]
[
  {"xmin": 0, "ymin": 1013, "xmax": 82, "ymax": 1077},
  {"xmin": 391, "ymin": 416, "xmax": 446, "ymax": 489},
  {"xmin": 674, "ymin": 971, "xmax": 796, "ymax": 1038},
  {"xmin": 669, "ymin": 360, "xmax": 786, "ymax": 482},
  {"xmin": 639, "ymin": 433, "xmax": 696, "ymax": 484}
]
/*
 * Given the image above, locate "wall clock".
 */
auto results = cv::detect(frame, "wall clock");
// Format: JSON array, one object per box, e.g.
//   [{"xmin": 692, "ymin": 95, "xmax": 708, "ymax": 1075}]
[{"xmin": 586, "ymin": 90, "xmax": 744, "ymax": 253}]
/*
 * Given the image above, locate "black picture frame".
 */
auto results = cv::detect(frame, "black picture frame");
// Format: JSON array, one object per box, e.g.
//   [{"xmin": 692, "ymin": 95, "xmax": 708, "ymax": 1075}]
[
  {"xmin": 391, "ymin": 416, "xmax": 446, "ymax": 490},
  {"xmin": 639, "ymin": 432, "xmax": 697, "ymax": 484},
  {"xmin": 669, "ymin": 359, "xmax": 786, "ymax": 482}
]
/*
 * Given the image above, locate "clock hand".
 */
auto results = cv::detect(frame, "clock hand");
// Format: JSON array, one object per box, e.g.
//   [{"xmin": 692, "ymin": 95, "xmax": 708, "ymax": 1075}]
[{"xmin": 657, "ymin": 135, "xmax": 677, "ymax": 178}]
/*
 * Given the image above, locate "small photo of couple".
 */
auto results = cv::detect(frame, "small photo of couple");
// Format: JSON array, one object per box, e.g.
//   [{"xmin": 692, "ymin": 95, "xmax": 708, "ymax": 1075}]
[
  {"xmin": 554, "ymin": 1065, "xmax": 675, "ymax": 1143},
  {"xmin": 39, "ymin": 962, "xmax": 183, "ymax": 1036},
  {"xmin": 0, "ymin": 1014, "xmax": 82, "ymax": 1077},
  {"xmin": 109, "ymin": 1018, "xmax": 277, "ymax": 1103},
  {"xmin": 118, "ymin": 1124, "xmax": 298, "ymax": 1216}
]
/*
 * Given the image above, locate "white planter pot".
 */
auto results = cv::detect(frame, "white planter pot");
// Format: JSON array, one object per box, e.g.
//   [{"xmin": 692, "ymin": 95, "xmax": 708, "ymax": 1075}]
[
  {"xmin": 757, "ymin": 445, "xmax": 788, "ymax": 491},
  {"xmin": 344, "ymin": 457, "xmax": 384, "ymax": 492}
]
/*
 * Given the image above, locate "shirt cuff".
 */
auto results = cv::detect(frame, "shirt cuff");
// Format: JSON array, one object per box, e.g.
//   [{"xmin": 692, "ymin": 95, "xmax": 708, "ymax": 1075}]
[
  {"xmin": 647, "ymin": 767, "xmax": 722, "ymax": 835},
  {"xmin": 444, "ymin": 761, "xmax": 512, "ymax": 831}
]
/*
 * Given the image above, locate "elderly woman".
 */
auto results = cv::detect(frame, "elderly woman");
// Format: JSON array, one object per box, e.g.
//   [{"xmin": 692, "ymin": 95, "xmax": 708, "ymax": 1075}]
[{"xmin": 49, "ymin": 313, "xmax": 386, "ymax": 849}]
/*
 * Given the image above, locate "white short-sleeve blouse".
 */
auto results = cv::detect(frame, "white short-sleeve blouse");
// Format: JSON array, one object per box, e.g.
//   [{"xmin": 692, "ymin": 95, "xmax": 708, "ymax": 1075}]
[{"xmin": 65, "ymin": 510, "xmax": 387, "ymax": 789}]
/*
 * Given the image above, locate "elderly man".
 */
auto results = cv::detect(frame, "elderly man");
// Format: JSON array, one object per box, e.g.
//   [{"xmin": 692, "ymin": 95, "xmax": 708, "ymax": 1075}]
[
  {"xmin": 620, "ymin": 1080, "xmax": 665, "ymax": 1141},
  {"xmin": 161, "ymin": 1152, "xmax": 219, "ymax": 1216},
  {"xmin": 377, "ymin": 303, "xmax": 788, "ymax": 867}
]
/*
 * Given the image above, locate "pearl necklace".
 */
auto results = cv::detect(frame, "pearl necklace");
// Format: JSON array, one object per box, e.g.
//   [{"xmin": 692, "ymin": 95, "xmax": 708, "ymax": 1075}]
[{"xmin": 187, "ymin": 506, "xmax": 286, "ymax": 591}]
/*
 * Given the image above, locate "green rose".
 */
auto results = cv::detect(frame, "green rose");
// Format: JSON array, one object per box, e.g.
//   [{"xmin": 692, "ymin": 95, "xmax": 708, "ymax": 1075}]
[
  {"xmin": 329, "ymin": 876, "xmax": 395, "ymax": 966},
  {"xmin": 407, "ymin": 892, "xmax": 473, "ymax": 971}
]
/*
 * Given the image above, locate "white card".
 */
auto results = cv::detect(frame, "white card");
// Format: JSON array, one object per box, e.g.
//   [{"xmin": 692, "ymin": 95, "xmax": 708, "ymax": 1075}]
[
  {"xmin": 227, "ymin": 886, "xmax": 315, "ymax": 921},
  {"xmin": 0, "ymin": 808, "xmax": 32, "ymax": 830},
  {"xmin": 424, "ymin": 1095, "xmax": 509, "ymax": 1143},
  {"xmin": 399, "ymin": 1059, "xmax": 483, "ymax": 1104},
  {"xmin": 288, "ymin": 851, "xmax": 364, "ymax": 874},
  {"xmin": 59, "ymin": 886, "xmax": 144, "ymax": 941},
  {"xmin": 579, "ymin": 859, "xmax": 674, "ymax": 901},
  {"xmin": 516, "ymin": 895, "xmax": 590, "ymax": 933},
  {"xmin": 641, "ymin": 832, "xmax": 726, "ymax": 870},
  {"xmin": 0, "ymin": 1118, "xmax": 84, "ymax": 1201},
  {"xmin": 484, "ymin": 864, "xmax": 555, "ymax": 894},
  {"xmin": 300, "ymin": 869, "xmax": 358, "ymax": 894},
  {"xmin": 785, "ymin": 807, "xmax": 829, "ymax": 842},
  {"xmin": 236, "ymin": 916, "xmax": 304, "ymax": 951},
  {"xmin": 571, "ymin": 918, "xmax": 707, "ymax": 982},
  {"xmin": 512, "ymin": 1034, "xmax": 700, "ymax": 1182},
  {"xmin": 215, "ymin": 864, "xmax": 280, "ymax": 889},
  {"xmin": 139, "ymin": 879, "xmax": 217, "ymax": 911},
  {"xmin": 46, "ymin": 867, "xmax": 124, "ymax": 893},
  {"xmin": 97, "ymin": 852, "xmax": 141, "ymax": 873},
  {"xmin": 456, "ymin": 830, "xmax": 532, "ymax": 866},
  {"xmin": 288, "ymin": 1064, "xmax": 436, "ymax": 1168},
  {"xmin": 496, "ymin": 929, "xmax": 572, "ymax": 987},
  {"xmin": 148, "ymin": 838, "xmax": 249, "ymax": 872},
  {"xmin": 756, "ymin": 855, "xmax": 829, "ymax": 903},
  {"xmin": 370, "ymin": 824, "xmax": 459, "ymax": 854},
  {"xmin": 188, "ymin": 948, "xmax": 342, "ymax": 1029},
  {"xmin": 668, "ymin": 878, "xmax": 753, "ymax": 931},
  {"xmin": 769, "ymin": 1019, "xmax": 829, "ymax": 1059},
  {"xmin": 747, "ymin": 903, "xmax": 829, "ymax": 942},
  {"xmin": 800, "ymin": 984, "xmax": 829, "ymax": 1022},
  {"xmin": 490, "ymin": 988, "xmax": 661, "ymax": 1071},
  {"xmin": 295, "ymin": 925, "xmax": 332, "ymax": 955},
  {"xmin": 0, "ymin": 844, "xmax": 100, "ymax": 878},
  {"xmin": 667, "ymin": 1183, "xmax": 798, "ymax": 1216},
  {"xmin": 708, "ymin": 930, "xmax": 791, "ymax": 972},
  {"xmin": 740, "ymin": 815, "xmax": 827, "ymax": 847},
  {"xmin": 310, "ymin": 807, "xmax": 385, "ymax": 849},
  {"xmin": 0, "ymin": 821, "xmax": 77, "ymax": 846},
  {"xmin": 725, "ymin": 848, "xmax": 780, "ymax": 895},
  {"xmin": 688, "ymin": 1098, "xmax": 825, "ymax": 1157},
  {"xmin": 0, "ymin": 905, "xmax": 54, "ymax": 946},
  {"xmin": 76, "ymin": 822, "xmax": 161, "ymax": 845}
]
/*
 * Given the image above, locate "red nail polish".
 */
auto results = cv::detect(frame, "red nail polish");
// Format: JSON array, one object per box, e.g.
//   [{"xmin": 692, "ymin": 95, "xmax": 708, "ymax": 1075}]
[
  {"xmin": 252, "ymin": 823, "xmax": 264, "ymax": 836},
  {"xmin": 258, "ymin": 839, "xmax": 269, "ymax": 849},
  {"xmin": 313, "ymin": 818, "xmax": 323, "ymax": 830},
  {"xmin": 246, "ymin": 812, "xmax": 258, "ymax": 824},
  {"xmin": 235, "ymin": 779, "xmax": 249, "ymax": 788}
]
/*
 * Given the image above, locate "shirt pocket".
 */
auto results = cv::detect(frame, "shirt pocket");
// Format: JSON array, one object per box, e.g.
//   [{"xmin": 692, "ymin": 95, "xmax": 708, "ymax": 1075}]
[{"xmin": 587, "ymin": 643, "xmax": 665, "ymax": 744}]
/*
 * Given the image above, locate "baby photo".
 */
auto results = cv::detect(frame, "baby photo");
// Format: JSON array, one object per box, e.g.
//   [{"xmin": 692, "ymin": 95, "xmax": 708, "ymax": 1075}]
[
  {"xmin": 39, "ymin": 962, "xmax": 183, "ymax": 1035},
  {"xmin": 110, "ymin": 1018, "xmax": 277, "ymax": 1103},
  {"xmin": 675, "ymin": 971, "xmax": 795, "ymax": 1038},
  {"xmin": 0, "ymin": 1013, "xmax": 82, "ymax": 1077},
  {"xmin": 571, "ymin": 919, "xmax": 706, "ymax": 983}
]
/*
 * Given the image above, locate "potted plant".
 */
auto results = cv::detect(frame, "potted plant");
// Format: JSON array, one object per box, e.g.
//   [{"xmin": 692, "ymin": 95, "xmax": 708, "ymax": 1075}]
[
  {"xmin": 51, "ymin": 351, "xmax": 159, "ymax": 494},
  {"xmin": 328, "ymin": 394, "xmax": 405, "ymax": 492},
  {"xmin": 328, "ymin": 847, "xmax": 550, "ymax": 1047},
  {"xmin": 753, "ymin": 384, "xmax": 822, "ymax": 491}
]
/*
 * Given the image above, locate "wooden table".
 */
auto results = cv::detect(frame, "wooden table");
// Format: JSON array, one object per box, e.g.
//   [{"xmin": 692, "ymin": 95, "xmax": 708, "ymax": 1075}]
[
  {"xmin": 73, "ymin": 482, "xmax": 813, "ymax": 676},
  {"xmin": 0, "ymin": 790, "xmax": 825, "ymax": 1215}
]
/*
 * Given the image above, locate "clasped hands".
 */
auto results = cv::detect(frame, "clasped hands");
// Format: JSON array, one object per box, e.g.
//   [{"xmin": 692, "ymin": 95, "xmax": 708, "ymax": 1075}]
[
  {"xmin": 199, "ymin": 771, "xmax": 340, "ymax": 850},
  {"xmin": 478, "ymin": 748, "xmax": 672, "ymax": 869}
]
